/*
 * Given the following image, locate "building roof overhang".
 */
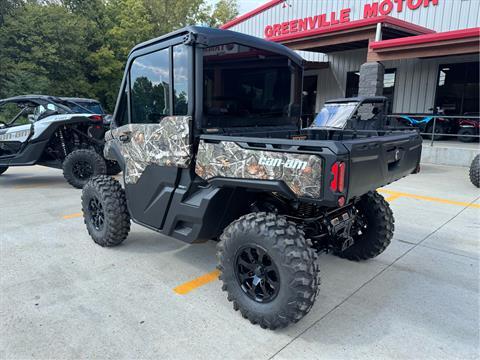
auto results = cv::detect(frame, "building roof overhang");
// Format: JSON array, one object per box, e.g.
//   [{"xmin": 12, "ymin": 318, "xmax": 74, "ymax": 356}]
[
  {"xmin": 368, "ymin": 27, "xmax": 480, "ymax": 61},
  {"xmin": 265, "ymin": 16, "xmax": 435, "ymax": 53}
]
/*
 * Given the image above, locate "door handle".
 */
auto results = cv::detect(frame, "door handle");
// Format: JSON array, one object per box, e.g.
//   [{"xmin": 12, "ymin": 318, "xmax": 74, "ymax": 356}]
[{"xmin": 119, "ymin": 134, "xmax": 131, "ymax": 142}]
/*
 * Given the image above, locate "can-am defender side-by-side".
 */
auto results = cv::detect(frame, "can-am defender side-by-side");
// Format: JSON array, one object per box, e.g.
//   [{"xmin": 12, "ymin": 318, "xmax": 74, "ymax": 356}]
[
  {"xmin": 81, "ymin": 27, "xmax": 422, "ymax": 329},
  {"xmin": 0, "ymin": 95, "xmax": 120, "ymax": 188}
]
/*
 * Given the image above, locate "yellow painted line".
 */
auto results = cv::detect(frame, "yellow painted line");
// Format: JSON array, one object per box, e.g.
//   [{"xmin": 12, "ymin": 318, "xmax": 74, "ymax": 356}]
[
  {"xmin": 63, "ymin": 212, "xmax": 82, "ymax": 220},
  {"xmin": 384, "ymin": 194, "xmax": 402, "ymax": 202},
  {"xmin": 173, "ymin": 269, "xmax": 220, "ymax": 295},
  {"xmin": 14, "ymin": 184, "xmax": 51, "ymax": 190},
  {"xmin": 378, "ymin": 189, "xmax": 480, "ymax": 209}
]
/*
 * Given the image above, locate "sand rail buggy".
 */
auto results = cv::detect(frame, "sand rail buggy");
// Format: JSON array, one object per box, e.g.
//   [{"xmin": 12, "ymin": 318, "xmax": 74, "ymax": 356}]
[
  {"xmin": 81, "ymin": 27, "xmax": 422, "ymax": 329},
  {"xmin": 0, "ymin": 95, "xmax": 120, "ymax": 188}
]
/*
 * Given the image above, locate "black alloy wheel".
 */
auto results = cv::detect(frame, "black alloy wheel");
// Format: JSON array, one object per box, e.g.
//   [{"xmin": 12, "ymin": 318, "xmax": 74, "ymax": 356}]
[
  {"xmin": 235, "ymin": 245, "xmax": 280, "ymax": 303},
  {"xmin": 73, "ymin": 160, "xmax": 94, "ymax": 181},
  {"xmin": 88, "ymin": 196, "xmax": 105, "ymax": 231}
]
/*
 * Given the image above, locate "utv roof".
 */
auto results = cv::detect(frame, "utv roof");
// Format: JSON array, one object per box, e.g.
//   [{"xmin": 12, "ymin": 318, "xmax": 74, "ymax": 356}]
[
  {"xmin": 59, "ymin": 97, "xmax": 100, "ymax": 103},
  {"xmin": 325, "ymin": 96, "xmax": 388, "ymax": 104},
  {"xmin": 130, "ymin": 26, "xmax": 304, "ymax": 66},
  {"xmin": 0, "ymin": 95, "xmax": 99, "ymax": 104}
]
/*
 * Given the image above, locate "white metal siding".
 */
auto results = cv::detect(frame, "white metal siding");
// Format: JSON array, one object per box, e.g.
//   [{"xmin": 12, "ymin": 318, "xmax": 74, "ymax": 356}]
[
  {"xmin": 316, "ymin": 49, "xmax": 367, "ymax": 110},
  {"xmin": 230, "ymin": 0, "xmax": 480, "ymax": 35}
]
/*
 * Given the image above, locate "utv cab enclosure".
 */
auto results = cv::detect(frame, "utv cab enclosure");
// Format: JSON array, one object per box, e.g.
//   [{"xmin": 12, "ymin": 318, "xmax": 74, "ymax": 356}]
[{"xmin": 82, "ymin": 26, "xmax": 422, "ymax": 330}]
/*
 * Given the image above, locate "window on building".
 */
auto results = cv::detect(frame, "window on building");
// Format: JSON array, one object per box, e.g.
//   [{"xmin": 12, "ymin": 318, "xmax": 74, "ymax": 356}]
[
  {"xmin": 203, "ymin": 43, "xmax": 302, "ymax": 128},
  {"xmin": 302, "ymin": 75, "xmax": 318, "ymax": 118},
  {"xmin": 435, "ymin": 62, "xmax": 479, "ymax": 116},
  {"xmin": 345, "ymin": 72, "xmax": 360, "ymax": 98},
  {"xmin": 130, "ymin": 48, "xmax": 170, "ymax": 123},
  {"xmin": 345, "ymin": 69, "xmax": 396, "ymax": 112}
]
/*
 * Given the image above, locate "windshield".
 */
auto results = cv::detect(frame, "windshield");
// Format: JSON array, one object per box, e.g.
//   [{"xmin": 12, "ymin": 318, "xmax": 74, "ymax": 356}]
[
  {"xmin": 310, "ymin": 102, "xmax": 357, "ymax": 129},
  {"xmin": 65, "ymin": 101, "xmax": 104, "ymax": 114},
  {"xmin": 0, "ymin": 101, "xmax": 67, "ymax": 126}
]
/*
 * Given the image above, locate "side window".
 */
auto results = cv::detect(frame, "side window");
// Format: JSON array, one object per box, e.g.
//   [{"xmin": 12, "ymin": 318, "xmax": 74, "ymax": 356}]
[
  {"xmin": 173, "ymin": 45, "xmax": 189, "ymax": 115},
  {"xmin": 115, "ymin": 86, "xmax": 129, "ymax": 127},
  {"xmin": 130, "ymin": 48, "xmax": 170, "ymax": 123}
]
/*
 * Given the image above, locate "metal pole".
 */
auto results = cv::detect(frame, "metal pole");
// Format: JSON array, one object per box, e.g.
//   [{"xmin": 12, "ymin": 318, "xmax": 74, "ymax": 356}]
[
  {"xmin": 430, "ymin": 116, "xmax": 436, "ymax": 146},
  {"xmin": 375, "ymin": 23, "xmax": 382, "ymax": 42}
]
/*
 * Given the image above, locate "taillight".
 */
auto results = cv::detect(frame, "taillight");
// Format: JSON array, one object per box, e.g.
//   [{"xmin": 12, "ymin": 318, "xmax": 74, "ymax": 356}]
[
  {"xmin": 330, "ymin": 161, "xmax": 345, "ymax": 193},
  {"xmin": 89, "ymin": 115, "xmax": 103, "ymax": 122}
]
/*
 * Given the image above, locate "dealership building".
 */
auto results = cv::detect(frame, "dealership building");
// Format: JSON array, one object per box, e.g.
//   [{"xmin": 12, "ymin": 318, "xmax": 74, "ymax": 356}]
[{"xmin": 221, "ymin": 0, "xmax": 480, "ymax": 122}]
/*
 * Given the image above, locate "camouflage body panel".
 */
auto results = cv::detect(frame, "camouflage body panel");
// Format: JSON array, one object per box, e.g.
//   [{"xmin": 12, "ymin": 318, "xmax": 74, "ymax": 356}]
[
  {"xmin": 103, "ymin": 131, "xmax": 116, "ymax": 161},
  {"xmin": 104, "ymin": 116, "xmax": 191, "ymax": 184},
  {"xmin": 195, "ymin": 140, "xmax": 323, "ymax": 198}
]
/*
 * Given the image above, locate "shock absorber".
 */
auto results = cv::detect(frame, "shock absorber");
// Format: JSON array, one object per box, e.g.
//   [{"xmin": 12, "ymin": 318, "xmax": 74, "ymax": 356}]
[{"xmin": 58, "ymin": 128, "xmax": 67, "ymax": 157}]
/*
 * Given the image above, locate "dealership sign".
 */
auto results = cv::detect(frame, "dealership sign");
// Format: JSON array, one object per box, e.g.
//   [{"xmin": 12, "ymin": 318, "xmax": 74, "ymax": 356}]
[{"xmin": 264, "ymin": 0, "xmax": 439, "ymax": 38}]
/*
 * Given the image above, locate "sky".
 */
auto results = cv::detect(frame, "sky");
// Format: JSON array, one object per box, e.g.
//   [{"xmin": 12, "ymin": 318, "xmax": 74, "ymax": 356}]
[{"xmin": 207, "ymin": 0, "xmax": 267, "ymax": 16}]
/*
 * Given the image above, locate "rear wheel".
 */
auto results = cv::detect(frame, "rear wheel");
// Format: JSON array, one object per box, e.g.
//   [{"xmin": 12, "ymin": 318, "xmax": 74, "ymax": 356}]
[
  {"xmin": 82, "ymin": 175, "xmax": 131, "ymax": 246},
  {"xmin": 0, "ymin": 166, "xmax": 8, "ymax": 175},
  {"xmin": 458, "ymin": 128, "xmax": 476, "ymax": 143},
  {"xmin": 469, "ymin": 155, "xmax": 480, "ymax": 188},
  {"xmin": 335, "ymin": 191, "xmax": 394, "ymax": 261},
  {"xmin": 217, "ymin": 212, "xmax": 319, "ymax": 330},
  {"xmin": 63, "ymin": 149, "xmax": 106, "ymax": 189}
]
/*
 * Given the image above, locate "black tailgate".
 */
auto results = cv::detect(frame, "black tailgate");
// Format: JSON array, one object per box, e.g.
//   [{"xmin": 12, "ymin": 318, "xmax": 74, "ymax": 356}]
[{"xmin": 343, "ymin": 132, "xmax": 422, "ymax": 199}]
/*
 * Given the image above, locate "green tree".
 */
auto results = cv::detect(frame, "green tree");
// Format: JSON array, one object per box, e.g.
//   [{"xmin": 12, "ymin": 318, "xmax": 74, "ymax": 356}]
[
  {"xmin": 0, "ymin": 3, "xmax": 93, "ymax": 98},
  {"xmin": 0, "ymin": 0, "xmax": 240, "ymax": 111},
  {"xmin": 208, "ymin": 0, "xmax": 238, "ymax": 28}
]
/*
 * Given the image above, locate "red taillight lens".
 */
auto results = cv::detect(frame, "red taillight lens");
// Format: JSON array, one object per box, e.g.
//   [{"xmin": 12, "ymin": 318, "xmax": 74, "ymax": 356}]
[
  {"xmin": 330, "ymin": 161, "xmax": 345, "ymax": 193},
  {"xmin": 89, "ymin": 115, "xmax": 103, "ymax": 122}
]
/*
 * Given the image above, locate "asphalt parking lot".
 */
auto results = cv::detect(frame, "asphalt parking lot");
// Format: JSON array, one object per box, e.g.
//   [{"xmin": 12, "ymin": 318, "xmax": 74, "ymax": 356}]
[{"xmin": 1, "ymin": 163, "xmax": 479, "ymax": 359}]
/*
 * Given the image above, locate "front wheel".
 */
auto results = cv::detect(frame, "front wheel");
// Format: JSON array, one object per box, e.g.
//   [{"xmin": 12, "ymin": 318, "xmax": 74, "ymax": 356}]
[
  {"xmin": 82, "ymin": 175, "xmax": 131, "ymax": 247},
  {"xmin": 425, "ymin": 122, "xmax": 446, "ymax": 140},
  {"xmin": 335, "ymin": 191, "xmax": 394, "ymax": 261},
  {"xmin": 0, "ymin": 166, "xmax": 8, "ymax": 175},
  {"xmin": 63, "ymin": 149, "xmax": 107, "ymax": 189},
  {"xmin": 217, "ymin": 212, "xmax": 319, "ymax": 330},
  {"xmin": 469, "ymin": 155, "xmax": 479, "ymax": 188}
]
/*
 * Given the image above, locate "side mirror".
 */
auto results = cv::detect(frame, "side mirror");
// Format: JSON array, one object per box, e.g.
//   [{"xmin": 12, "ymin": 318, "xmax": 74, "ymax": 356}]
[{"xmin": 28, "ymin": 114, "xmax": 35, "ymax": 123}]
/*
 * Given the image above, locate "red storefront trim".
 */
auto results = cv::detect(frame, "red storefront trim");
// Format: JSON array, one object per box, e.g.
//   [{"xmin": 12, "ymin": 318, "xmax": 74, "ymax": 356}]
[
  {"xmin": 370, "ymin": 27, "xmax": 480, "ymax": 49},
  {"xmin": 266, "ymin": 16, "xmax": 434, "ymax": 43}
]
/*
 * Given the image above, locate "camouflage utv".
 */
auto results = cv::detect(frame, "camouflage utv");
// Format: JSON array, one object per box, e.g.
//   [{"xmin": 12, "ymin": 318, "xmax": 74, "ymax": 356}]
[{"xmin": 81, "ymin": 27, "xmax": 422, "ymax": 330}]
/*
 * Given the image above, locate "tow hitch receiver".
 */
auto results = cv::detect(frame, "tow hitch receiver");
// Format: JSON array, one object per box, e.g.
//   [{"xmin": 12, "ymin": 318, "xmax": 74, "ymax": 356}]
[{"xmin": 329, "ymin": 210, "xmax": 355, "ymax": 251}]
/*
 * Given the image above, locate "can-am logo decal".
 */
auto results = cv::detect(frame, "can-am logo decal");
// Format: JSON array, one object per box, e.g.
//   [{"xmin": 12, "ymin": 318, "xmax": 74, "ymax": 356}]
[
  {"xmin": 259, "ymin": 156, "xmax": 308, "ymax": 171},
  {"xmin": 0, "ymin": 129, "xmax": 30, "ymax": 141}
]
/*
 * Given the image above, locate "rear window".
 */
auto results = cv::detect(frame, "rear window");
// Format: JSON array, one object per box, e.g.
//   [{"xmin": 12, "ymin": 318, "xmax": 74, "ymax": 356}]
[
  {"xmin": 203, "ymin": 43, "xmax": 302, "ymax": 128},
  {"xmin": 67, "ymin": 102, "xmax": 104, "ymax": 114}
]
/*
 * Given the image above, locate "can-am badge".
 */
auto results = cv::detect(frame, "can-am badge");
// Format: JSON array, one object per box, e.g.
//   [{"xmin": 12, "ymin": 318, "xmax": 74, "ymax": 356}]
[{"xmin": 258, "ymin": 156, "xmax": 308, "ymax": 171}]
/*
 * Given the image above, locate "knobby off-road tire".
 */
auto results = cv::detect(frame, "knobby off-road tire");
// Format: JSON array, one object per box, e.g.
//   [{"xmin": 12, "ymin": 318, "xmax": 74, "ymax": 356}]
[
  {"xmin": 63, "ymin": 149, "xmax": 107, "ymax": 189},
  {"xmin": 217, "ymin": 212, "xmax": 320, "ymax": 330},
  {"xmin": 82, "ymin": 175, "xmax": 131, "ymax": 247},
  {"xmin": 425, "ymin": 122, "xmax": 446, "ymax": 141},
  {"xmin": 106, "ymin": 160, "xmax": 122, "ymax": 176},
  {"xmin": 469, "ymin": 154, "xmax": 480, "ymax": 188},
  {"xmin": 458, "ymin": 128, "xmax": 476, "ymax": 143},
  {"xmin": 335, "ymin": 191, "xmax": 394, "ymax": 261},
  {"xmin": 0, "ymin": 166, "xmax": 8, "ymax": 175}
]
